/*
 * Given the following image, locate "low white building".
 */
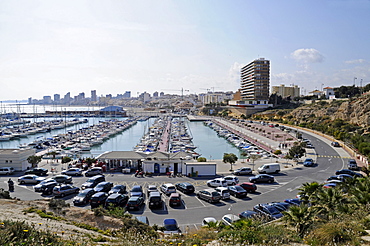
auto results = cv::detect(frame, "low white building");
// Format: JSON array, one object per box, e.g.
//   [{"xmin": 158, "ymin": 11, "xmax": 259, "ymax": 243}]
[
  {"xmin": 0, "ymin": 148, "xmax": 36, "ymax": 171},
  {"xmin": 97, "ymin": 150, "xmax": 217, "ymax": 176}
]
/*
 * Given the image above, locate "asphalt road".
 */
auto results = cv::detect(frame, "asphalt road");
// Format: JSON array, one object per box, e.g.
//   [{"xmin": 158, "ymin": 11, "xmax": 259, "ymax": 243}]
[{"xmin": 0, "ymin": 130, "xmax": 353, "ymax": 232}]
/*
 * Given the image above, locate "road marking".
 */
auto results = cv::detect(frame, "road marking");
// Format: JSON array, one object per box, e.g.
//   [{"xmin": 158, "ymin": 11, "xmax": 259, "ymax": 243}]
[{"xmin": 195, "ymin": 197, "xmax": 207, "ymax": 207}]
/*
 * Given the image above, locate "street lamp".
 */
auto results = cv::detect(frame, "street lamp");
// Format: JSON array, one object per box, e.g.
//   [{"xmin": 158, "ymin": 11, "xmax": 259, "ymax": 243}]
[{"xmin": 354, "ymin": 77, "xmax": 357, "ymax": 86}]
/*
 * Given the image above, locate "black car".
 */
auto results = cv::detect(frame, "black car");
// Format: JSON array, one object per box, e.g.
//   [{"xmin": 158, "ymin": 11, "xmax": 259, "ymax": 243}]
[
  {"xmin": 109, "ymin": 185, "xmax": 127, "ymax": 195},
  {"xmin": 284, "ymin": 198, "xmax": 302, "ymax": 206},
  {"xmin": 175, "ymin": 182, "xmax": 195, "ymax": 194},
  {"xmin": 269, "ymin": 202, "xmax": 291, "ymax": 212},
  {"xmin": 130, "ymin": 185, "xmax": 144, "ymax": 197},
  {"xmin": 335, "ymin": 169, "xmax": 363, "ymax": 177},
  {"xmin": 81, "ymin": 175, "xmax": 105, "ymax": 189},
  {"xmin": 239, "ymin": 210, "xmax": 258, "ymax": 219},
  {"xmin": 249, "ymin": 174, "xmax": 275, "ymax": 184},
  {"xmin": 253, "ymin": 204, "xmax": 283, "ymax": 220},
  {"xmin": 41, "ymin": 182, "xmax": 60, "ymax": 195},
  {"xmin": 331, "ymin": 141, "xmax": 341, "ymax": 147},
  {"xmin": 148, "ymin": 191, "xmax": 163, "ymax": 209},
  {"xmin": 90, "ymin": 192, "xmax": 109, "ymax": 208},
  {"xmin": 93, "ymin": 181, "xmax": 113, "ymax": 193},
  {"xmin": 73, "ymin": 188, "xmax": 96, "ymax": 206},
  {"xmin": 105, "ymin": 193, "xmax": 129, "ymax": 208},
  {"xmin": 34, "ymin": 179, "xmax": 58, "ymax": 192},
  {"xmin": 126, "ymin": 196, "xmax": 144, "ymax": 210},
  {"xmin": 228, "ymin": 185, "xmax": 247, "ymax": 198},
  {"xmin": 327, "ymin": 174, "xmax": 353, "ymax": 182},
  {"xmin": 25, "ymin": 168, "xmax": 48, "ymax": 176}
]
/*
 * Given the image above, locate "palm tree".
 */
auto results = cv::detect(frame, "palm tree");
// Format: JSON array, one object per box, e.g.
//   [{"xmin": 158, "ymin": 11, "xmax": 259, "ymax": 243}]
[
  {"xmin": 314, "ymin": 187, "xmax": 349, "ymax": 220},
  {"xmin": 283, "ymin": 204, "xmax": 317, "ymax": 237},
  {"xmin": 298, "ymin": 182, "xmax": 321, "ymax": 205}
]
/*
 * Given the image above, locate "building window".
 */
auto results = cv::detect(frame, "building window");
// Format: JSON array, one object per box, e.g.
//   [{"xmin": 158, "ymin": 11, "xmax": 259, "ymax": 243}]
[
  {"xmin": 5, "ymin": 160, "xmax": 8, "ymax": 163},
  {"xmin": 10, "ymin": 160, "xmax": 12, "ymax": 163}
]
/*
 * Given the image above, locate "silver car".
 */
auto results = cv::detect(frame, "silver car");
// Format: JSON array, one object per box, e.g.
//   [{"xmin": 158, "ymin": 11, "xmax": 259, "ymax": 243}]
[
  {"xmin": 18, "ymin": 175, "xmax": 45, "ymax": 184},
  {"xmin": 61, "ymin": 168, "xmax": 83, "ymax": 176}
]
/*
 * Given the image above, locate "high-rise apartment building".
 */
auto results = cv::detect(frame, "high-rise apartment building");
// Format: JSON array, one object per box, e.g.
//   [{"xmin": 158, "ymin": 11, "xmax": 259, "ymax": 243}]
[
  {"xmin": 240, "ymin": 58, "xmax": 270, "ymax": 101},
  {"xmin": 91, "ymin": 90, "xmax": 97, "ymax": 102}
]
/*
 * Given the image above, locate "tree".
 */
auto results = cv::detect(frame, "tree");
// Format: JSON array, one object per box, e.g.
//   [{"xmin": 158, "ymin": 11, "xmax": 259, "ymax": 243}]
[
  {"xmin": 27, "ymin": 155, "xmax": 42, "ymax": 168},
  {"xmin": 223, "ymin": 153, "xmax": 238, "ymax": 171},
  {"xmin": 249, "ymin": 154, "xmax": 261, "ymax": 171},
  {"xmin": 197, "ymin": 157, "xmax": 207, "ymax": 162},
  {"xmin": 286, "ymin": 142, "xmax": 306, "ymax": 162},
  {"xmin": 283, "ymin": 204, "xmax": 318, "ymax": 238},
  {"xmin": 84, "ymin": 157, "xmax": 97, "ymax": 166},
  {"xmin": 298, "ymin": 182, "xmax": 321, "ymax": 205}
]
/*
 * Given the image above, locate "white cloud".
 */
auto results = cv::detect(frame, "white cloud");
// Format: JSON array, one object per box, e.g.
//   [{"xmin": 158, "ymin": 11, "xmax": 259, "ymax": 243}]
[
  {"xmin": 345, "ymin": 59, "xmax": 366, "ymax": 64},
  {"xmin": 291, "ymin": 48, "xmax": 324, "ymax": 63}
]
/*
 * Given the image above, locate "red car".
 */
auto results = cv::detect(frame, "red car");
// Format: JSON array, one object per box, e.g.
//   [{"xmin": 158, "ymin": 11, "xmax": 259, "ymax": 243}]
[{"xmin": 239, "ymin": 182, "xmax": 257, "ymax": 193}]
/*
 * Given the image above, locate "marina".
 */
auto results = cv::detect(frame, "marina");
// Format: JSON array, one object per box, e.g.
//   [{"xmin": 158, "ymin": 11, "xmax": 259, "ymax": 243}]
[{"xmin": 0, "ymin": 113, "xmax": 242, "ymax": 159}]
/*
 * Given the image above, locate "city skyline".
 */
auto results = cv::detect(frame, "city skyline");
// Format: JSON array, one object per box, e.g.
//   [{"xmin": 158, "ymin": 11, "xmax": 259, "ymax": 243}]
[{"xmin": 0, "ymin": 0, "xmax": 369, "ymax": 100}]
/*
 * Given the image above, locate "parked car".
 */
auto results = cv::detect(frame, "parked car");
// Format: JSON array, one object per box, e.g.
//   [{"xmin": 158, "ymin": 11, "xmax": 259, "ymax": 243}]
[
  {"xmin": 89, "ymin": 192, "xmax": 109, "ymax": 208},
  {"xmin": 160, "ymin": 183, "xmax": 176, "ymax": 196},
  {"xmin": 50, "ymin": 175, "xmax": 72, "ymax": 184},
  {"xmin": 126, "ymin": 196, "xmax": 144, "ymax": 210},
  {"xmin": 73, "ymin": 188, "xmax": 96, "ymax": 205},
  {"xmin": 249, "ymin": 174, "xmax": 275, "ymax": 183},
  {"xmin": 269, "ymin": 202, "xmax": 291, "ymax": 211},
  {"xmin": 253, "ymin": 204, "xmax": 283, "ymax": 220},
  {"xmin": 163, "ymin": 219, "xmax": 181, "ymax": 234},
  {"xmin": 214, "ymin": 187, "xmax": 231, "ymax": 200},
  {"xmin": 18, "ymin": 175, "xmax": 45, "ymax": 184},
  {"xmin": 233, "ymin": 167, "xmax": 253, "ymax": 176},
  {"xmin": 105, "ymin": 193, "xmax": 129, "ymax": 208},
  {"xmin": 239, "ymin": 210, "xmax": 258, "ymax": 219},
  {"xmin": 0, "ymin": 167, "xmax": 15, "ymax": 175},
  {"xmin": 303, "ymin": 158, "xmax": 315, "ymax": 167},
  {"xmin": 148, "ymin": 191, "xmax": 163, "ymax": 209},
  {"xmin": 239, "ymin": 182, "xmax": 257, "ymax": 193},
  {"xmin": 25, "ymin": 168, "xmax": 48, "ymax": 176},
  {"xmin": 147, "ymin": 185, "xmax": 158, "ymax": 196},
  {"xmin": 335, "ymin": 169, "xmax": 363, "ymax": 177},
  {"xmin": 34, "ymin": 179, "xmax": 57, "ymax": 192},
  {"xmin": 222, "ymin": 214, "xmax": 240, "ymax": 227},
  {"xmin": 109, "ymin": 185, "xmax": 127, "ymax": 194},
  {"xmin": 175, "ymin": 182, "xmax": 195, "ymax": 194},
  {"xmin": 206, "ymin": 178, "xmax": 227, "ymax": 188},
  {"xmin": 348, "ymin": 159, "xmax": 359, "ymax": 170},
  {"xmin": 228, "ymin": 185, "xmax": 247, "ymax": 198},
  {"xmin": 305, "ymin": 143, "xmax": 314, "ymax": 148},
  {"xmin": 61, "ymin": 168, "xmax": 83, "ymax": 176},
  {"xmin": 197, "ymin": 189, "xmax": 221, "ymax": 203},
  {"xmin": 224, "ymin": 176, "xmax": 239, "ymax": 185},
  {"xmin": 34, "ymin": 180, "xmax": 59, "ymax": 194},
  {"xmin": 284, "ymin": 198, "xmax": 302, "ymax": 206},
  {"xmin": 331, "ymin": 141, "xmax": 341, "ymax": 147},
  {"xmin": 135, "ymin": 216, "xmax": 150, "ymax": 225},
  {"xmin": 202, "ymin": 217, "xmax": 217, "ymax": 226},
  {"xmin": 130, "ymin": 185, "xmax": 144, "ymax": 197},
  {"xmin": 169, "ymin": 192, "xmax": 182, "ymax": 207},
  {"xmin": 327, "ymin": 174, "xmax": 353, "ymax": 182},
  {"xmin": 81, "ymin": 175, "xmax": 105, "ymax": 189},
  {"xmin": 93, "ymin": 181, "xmax": 113, "ymax": 193},
  {"xmin": 84, "ymin": 167, "xmax": 103, "ymax": 177},
  {"xmin": 52, "ymin": 184, "xmax": 80, "ymax": 197}
]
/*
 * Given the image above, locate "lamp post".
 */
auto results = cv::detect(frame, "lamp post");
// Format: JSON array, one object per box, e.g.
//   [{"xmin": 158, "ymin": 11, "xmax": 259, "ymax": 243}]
[{"xmin": 354, "ymin": 77, "xmax": 357, "ymax": 86}]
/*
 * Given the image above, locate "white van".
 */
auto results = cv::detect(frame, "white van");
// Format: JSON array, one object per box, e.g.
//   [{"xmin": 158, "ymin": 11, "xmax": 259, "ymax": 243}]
[
  {"xmin": 0, "ymin": 167, "xmax": 15, "ymax": 175},
  {"xmin": 258, "ymin": 163, "xmax": 280, "ymax": 174}
]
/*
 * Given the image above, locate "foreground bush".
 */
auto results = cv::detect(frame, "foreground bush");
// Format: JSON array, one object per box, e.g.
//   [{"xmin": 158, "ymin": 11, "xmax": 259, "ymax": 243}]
[{"xmin": 0, "ymin": 220, "xmax": 84, "ymax": 246}]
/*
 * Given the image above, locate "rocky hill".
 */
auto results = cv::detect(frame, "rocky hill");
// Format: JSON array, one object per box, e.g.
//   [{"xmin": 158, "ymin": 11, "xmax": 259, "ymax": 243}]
[{"xmin": 267, "ymin": 94, "xmax": 370, "ymax": 128}]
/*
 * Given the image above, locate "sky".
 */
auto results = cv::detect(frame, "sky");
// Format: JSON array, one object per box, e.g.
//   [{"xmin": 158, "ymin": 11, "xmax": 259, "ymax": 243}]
[{"xmin": 0, "ymin": 0, "xmax": 370, "ymax": 101}]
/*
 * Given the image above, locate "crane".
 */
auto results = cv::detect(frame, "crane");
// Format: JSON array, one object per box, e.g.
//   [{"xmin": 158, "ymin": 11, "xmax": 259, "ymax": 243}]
[{"xmin": 161, "ymin": 88, "xmax": 189, "ymax": 100}]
